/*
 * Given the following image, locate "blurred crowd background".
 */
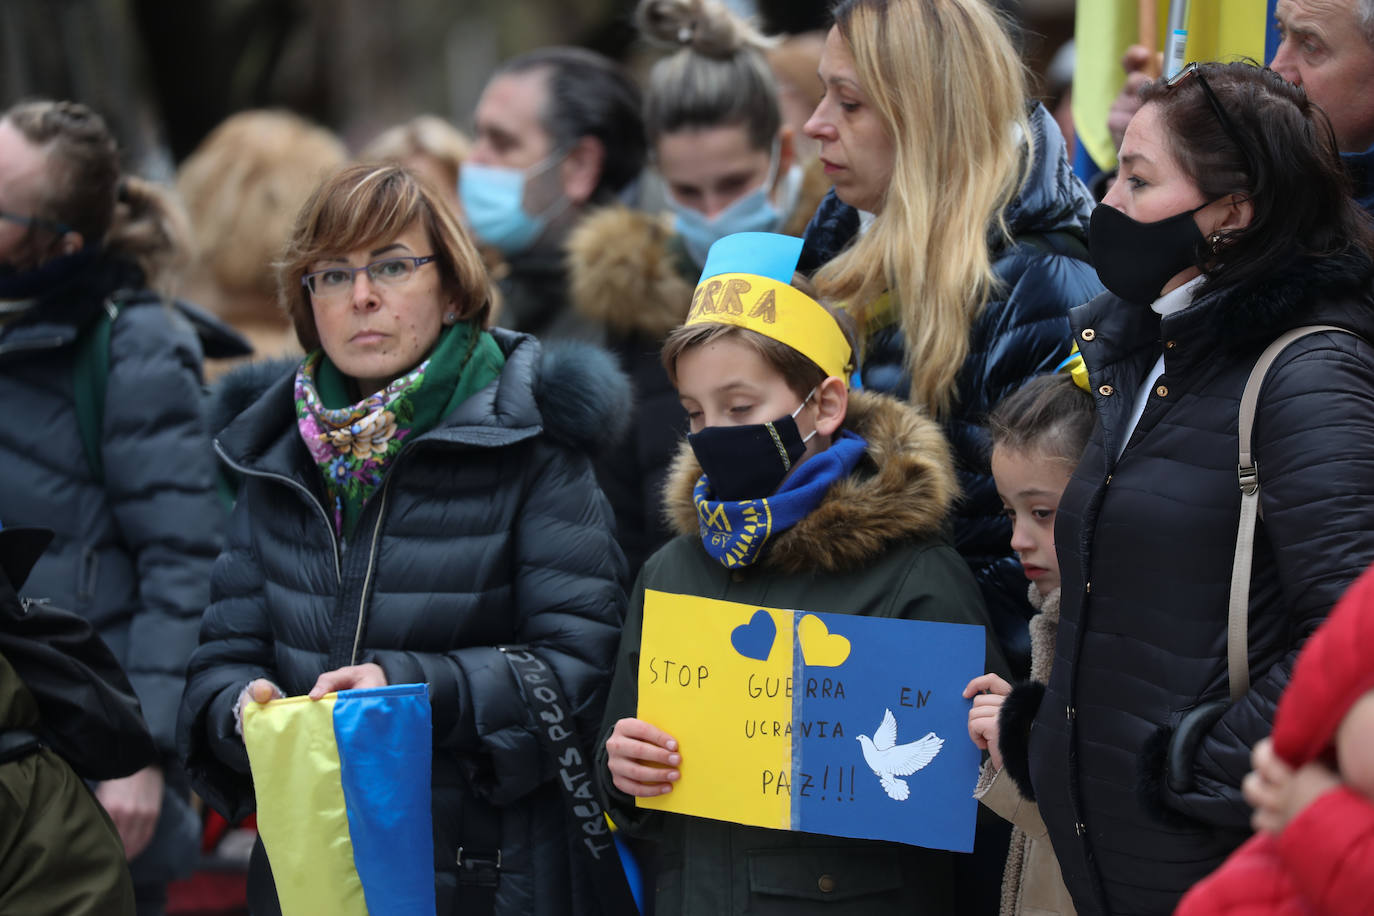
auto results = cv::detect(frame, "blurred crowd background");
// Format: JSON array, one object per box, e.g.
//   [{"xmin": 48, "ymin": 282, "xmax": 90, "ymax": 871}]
[{"xmin": 0, "ymin": 0, "xmax": 1075, "ymax": 179}]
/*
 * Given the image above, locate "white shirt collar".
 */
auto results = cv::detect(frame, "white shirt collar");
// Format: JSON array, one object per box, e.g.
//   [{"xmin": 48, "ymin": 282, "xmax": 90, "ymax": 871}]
[{"xmin": 1151, "ymin": 274, "xmax": 1205, "ymax": 318}]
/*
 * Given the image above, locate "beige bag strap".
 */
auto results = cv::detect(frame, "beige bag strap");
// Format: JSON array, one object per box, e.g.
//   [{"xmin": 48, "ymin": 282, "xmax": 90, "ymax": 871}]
[{"xmin": 1230, "ymin": 325, "xmax": 1347, "ymax": 702}]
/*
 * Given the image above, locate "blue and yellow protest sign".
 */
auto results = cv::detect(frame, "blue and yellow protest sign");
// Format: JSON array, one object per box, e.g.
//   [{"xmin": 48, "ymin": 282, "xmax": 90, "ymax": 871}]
[
  {"xmin": 637, "ymin": 591, "xmax": 984, "ymax": 852},
  {"xmin": 242, "ymin": 683, "xmax": 436, "ymax": 916}
]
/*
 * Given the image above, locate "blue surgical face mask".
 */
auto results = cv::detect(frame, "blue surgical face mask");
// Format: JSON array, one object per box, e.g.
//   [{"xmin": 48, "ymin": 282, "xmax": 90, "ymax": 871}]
[
  {"xmin": 668, "ymin": 140, "xmax": 787, "ymax": 267},
  {"xmin": 459, "ymin": 149, "xmax": 569, "ymax": 255}
]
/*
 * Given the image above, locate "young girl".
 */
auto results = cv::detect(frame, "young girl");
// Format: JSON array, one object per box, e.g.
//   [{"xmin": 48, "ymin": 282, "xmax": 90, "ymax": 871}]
[{"xmin": 963, "ymin": 370, "xmax": 1094, "ymax": 916}]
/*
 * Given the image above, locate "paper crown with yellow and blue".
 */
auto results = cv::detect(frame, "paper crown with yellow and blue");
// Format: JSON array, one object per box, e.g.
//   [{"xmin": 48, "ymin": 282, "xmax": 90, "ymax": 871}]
[
  {"xmin": 687, "ymin": 232, "xmax": 853, "ymax": 382},
  {"xmin": 242, "ymin": 683, "xmax": 435, "ymax": 916}
]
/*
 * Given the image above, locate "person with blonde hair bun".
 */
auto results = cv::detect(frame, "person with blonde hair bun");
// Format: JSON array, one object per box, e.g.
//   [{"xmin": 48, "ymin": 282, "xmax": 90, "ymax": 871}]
[
  {"xmin": 802, "ymin": 0, "xmax": 1103, "ymax": 686},
  {"xmin": 568, "ymin": 0, "xmax": 832, "ymax": 577},
  {"xmin": 177, "ymin": 110, "xmax": 347, "ymax": 371}
]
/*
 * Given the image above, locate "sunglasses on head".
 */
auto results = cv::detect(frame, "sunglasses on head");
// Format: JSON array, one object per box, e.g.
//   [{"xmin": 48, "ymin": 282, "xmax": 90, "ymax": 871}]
[{"xmin": 1166, "ymin": 62, "xmax": 1251, "ymax": 170}]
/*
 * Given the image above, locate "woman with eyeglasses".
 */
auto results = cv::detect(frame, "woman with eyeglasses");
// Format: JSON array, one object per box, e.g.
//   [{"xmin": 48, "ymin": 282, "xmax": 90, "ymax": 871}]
[
  {"xmin": 989, "ymin": 62, "xmax": 1374, "ymax": 913},
  {"xmin": 178, "ymin": 163, "xmax": 630, "ymax": 915},
  {"xmin": 0, "ymin": 99, "xmax": 233, "ymax": 916}
]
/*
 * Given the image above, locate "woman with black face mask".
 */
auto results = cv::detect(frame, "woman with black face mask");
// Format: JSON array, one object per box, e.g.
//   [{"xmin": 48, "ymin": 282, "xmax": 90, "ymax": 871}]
[{"xmin": 990, "ymin": 62, "xmax": 1374, "ymax": 915}]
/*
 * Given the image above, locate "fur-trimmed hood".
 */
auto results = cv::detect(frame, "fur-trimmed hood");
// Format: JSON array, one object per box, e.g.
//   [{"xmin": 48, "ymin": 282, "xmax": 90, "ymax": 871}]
[
  {"xmin": 566, "ymin": 208, "xmax": 692, "ymax": 341},
  {"xmin": 566, "ymin": 159, "xmax": 832, "ymax": 341},
  {"xmin": 208, "ymin": 329, "xmax": 632, "ymax": 463},
  {"xmin": 663, "ymin": 389, "xmax": 958, "ymax": 574}
]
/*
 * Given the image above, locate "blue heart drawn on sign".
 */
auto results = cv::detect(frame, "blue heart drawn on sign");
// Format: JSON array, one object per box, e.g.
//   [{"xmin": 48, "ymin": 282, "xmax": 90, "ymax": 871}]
[{"xmin": 730, "ymin": 610, "xmax": 777, "ymax": 662}]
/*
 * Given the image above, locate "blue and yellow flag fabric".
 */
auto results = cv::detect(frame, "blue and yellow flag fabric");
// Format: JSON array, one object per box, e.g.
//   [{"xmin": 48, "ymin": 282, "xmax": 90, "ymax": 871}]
[
  {"xmin": 1072, "ymin": 0, "xmax": 1279, "ymax": 182},
  {"xmin": 243, "ymin": 684, "xmax": 436, "ymax": 916}
]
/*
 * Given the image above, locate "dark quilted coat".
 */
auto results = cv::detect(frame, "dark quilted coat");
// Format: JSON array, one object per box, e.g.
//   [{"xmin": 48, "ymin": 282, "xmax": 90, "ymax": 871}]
[
  {"xmin": 1175, "ymin": 562, "xmax": 1374, "ymax": 916},
  {"xmin": 0, "ymin": 254, "xmax": 223, "ymax": 751},
  {"xmin": 1018, "ymin": 251, "xmax": 1374, "ymax": 915},
  {"xmin": 0, "ymin": 252, "xmax": 223, "ymax": 885},
  {"xmin": 177, "ymin": 330, "xmax": 630, "ymax": 915},
  {"xmin": 800, "ymin": 103, "xmax": 1105, "ymax": 679}
]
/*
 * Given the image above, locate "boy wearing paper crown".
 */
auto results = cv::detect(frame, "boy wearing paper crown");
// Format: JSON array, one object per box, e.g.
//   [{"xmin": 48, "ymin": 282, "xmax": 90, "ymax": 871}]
[{"xmin": 596, "ymin": 232, "xmax": 1008, "ymax": 914}]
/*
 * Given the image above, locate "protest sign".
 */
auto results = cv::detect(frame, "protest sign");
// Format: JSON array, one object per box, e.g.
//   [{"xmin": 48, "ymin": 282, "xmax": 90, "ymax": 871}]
[{"xmin": 637, "ymin": 591, "xmax": 984, "ymax": 852}]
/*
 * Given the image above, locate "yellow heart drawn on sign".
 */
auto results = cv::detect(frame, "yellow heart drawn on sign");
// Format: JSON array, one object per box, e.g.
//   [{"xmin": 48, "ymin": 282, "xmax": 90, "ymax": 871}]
[{"xmin": 797, "ymin": 614, "xmax": 851, "ymax": 668}]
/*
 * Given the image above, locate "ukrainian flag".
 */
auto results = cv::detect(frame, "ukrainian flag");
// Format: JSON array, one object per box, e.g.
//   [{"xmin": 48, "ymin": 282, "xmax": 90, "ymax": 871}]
[
  {"xmin": 242, "ymin": 683, "xmax": 436, "ymax": 916},
  {"xmin": 1073, "ymin": 0, "xmax": 1280, "ymax": 183}
]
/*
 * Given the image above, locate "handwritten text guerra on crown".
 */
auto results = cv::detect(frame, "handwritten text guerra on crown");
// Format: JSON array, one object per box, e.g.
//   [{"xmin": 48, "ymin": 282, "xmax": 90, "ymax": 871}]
[{"xmin": 688, "ymin": 278, "xmax": 778, "ymax": 324}]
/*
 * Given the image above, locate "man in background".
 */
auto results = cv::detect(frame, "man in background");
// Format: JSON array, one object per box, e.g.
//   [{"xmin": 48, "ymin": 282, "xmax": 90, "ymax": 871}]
[{"xmin": 461, "ymin": 46, "xmax": 647, "ymax": 341}]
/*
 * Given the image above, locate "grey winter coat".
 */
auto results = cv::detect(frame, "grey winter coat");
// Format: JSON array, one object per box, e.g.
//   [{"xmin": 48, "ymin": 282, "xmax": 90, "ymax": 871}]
[
  {"xmin": 178, "ymin": 329, "xmax": 631, "ymax": 915},
  {"xmin": 0, "ymin": 253, "xmax": 222, "ymax": 886},
  {"xmin": 0, "ymin": 256, "xmax": 223, "ymax": 751}
]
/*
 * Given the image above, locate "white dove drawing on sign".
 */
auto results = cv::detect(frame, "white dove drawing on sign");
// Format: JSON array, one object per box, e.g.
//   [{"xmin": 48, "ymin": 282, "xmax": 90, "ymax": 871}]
[{"xmin": 857, "ymin": 708, "xmax": 944, "ymax": 801}]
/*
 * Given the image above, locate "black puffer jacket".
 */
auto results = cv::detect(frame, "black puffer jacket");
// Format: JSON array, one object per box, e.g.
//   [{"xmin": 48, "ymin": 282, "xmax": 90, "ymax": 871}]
[
  {"xmin": 178, "ymin": 330, "xmax": 631, "ymax": 915},
  {"xmin": 800, "ymin": 104, "xmax": 1104, "ymax": 678},
  {"xmin": 0, "ymin": 252, "xmax": 223, "ymax": 887},
  {"xmin": 1008, "ymin": 252, "xmax": 1374, "ymax": 915},
  {"xmin": 0, "ymin": 253, "xmax": 224, "ymax": 751}
]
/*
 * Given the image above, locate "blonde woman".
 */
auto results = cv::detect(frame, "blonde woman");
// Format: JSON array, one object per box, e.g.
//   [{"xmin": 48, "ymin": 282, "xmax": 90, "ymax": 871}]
[{"xmin": 801, "ymin": 0, "xmax": 1103, "ymax": 685}]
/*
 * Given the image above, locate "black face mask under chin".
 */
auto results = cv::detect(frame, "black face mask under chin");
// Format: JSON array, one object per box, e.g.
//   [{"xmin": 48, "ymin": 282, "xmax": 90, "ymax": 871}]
[
  {"xmin": 1089, "ymin": 201, "xmax": 1209, "ymax": 305},
  {"xmin": 687, "ymin": 390, "xmax": 818, "ymax": 502}
]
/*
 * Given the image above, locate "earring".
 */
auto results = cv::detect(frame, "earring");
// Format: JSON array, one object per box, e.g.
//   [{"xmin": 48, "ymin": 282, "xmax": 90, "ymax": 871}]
[
  {"xmin": 1209, "ymin": 233, "xmax": 1223, "ymax": 251},
  {"xmin": 444, "ymin": 312, "xmax": 457, "ymax": 324}
]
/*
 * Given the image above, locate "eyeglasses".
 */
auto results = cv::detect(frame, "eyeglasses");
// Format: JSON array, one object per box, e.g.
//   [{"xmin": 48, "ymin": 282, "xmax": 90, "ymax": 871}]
[
  {"xmin": 301, "ymin": 255, "xmax": 437, "ymax": 299},
  {"xmin": 0, "ymin": 209, "xmax": 73, "ymax": 235},
  {"xmin": 1167, "ymin": 63, "xmax": 1250, "ymax": 168}
]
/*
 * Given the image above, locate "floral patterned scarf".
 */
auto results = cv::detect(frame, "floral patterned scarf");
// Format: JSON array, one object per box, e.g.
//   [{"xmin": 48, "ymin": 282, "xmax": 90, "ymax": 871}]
[{"xmin": 294, "ymin": 321, "xmax": 504, "ymax": 538}]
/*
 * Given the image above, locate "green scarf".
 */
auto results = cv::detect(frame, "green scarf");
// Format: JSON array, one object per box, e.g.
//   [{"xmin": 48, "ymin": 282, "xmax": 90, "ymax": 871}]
[{"xmin": 294, "ymin": 321, "xmax": 505, "ymax": 538}]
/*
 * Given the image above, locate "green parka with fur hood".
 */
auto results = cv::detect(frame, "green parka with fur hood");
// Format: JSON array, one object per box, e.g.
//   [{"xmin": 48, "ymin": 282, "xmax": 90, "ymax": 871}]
[{"xmin": 596, "ymin": 390, "xmax": 1008, "ymax": 915}]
